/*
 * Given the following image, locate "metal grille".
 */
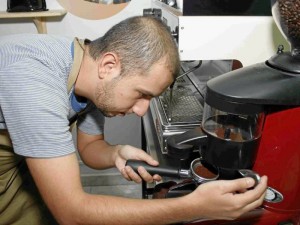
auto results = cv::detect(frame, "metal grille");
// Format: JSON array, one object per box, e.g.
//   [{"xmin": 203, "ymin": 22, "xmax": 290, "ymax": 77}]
[{"xmin": 159, "ymin": 87, "xmax": 203, "ymax": 124}]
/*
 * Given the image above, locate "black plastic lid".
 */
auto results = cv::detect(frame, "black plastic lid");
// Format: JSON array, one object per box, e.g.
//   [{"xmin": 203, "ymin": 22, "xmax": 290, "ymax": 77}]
[{"xmin": 205, "ymin": 62, "xmax": 300, "ymax": 114}]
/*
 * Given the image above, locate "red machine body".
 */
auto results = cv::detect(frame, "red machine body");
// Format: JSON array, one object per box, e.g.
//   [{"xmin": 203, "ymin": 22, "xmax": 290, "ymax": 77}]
[
  {"xmin": 186, "ymin": 107, "xmax": 300, "ymax": 225},
  {"xmin": 254, "ymin": 107, "xmax": 300, "ymax": 213}
]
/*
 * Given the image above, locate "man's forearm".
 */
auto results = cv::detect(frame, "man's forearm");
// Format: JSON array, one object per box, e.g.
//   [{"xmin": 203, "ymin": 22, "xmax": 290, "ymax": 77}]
[
  {"xmin": 79, "ymin": 139, "xmax": 120, "ymax": 169},
  {"xmin": 73, "ymin": 192, "xmax": 195, "ymax": 225}
]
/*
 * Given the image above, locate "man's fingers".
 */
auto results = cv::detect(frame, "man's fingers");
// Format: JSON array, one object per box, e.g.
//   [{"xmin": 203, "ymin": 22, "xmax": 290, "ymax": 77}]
[
  {"xmin": 153, "ymin": 174, "xmax": 162, "ymax": 182},
  {"xmin": 137, "ymin": 166, "xmax": 162, "ymax": 183},
  {"xmin": 137, "ymin": 166, "xmax": 155, "ymax": 182},
  {"xmin": 216, "ymin": 176, "xmax": 267, "ymax": 205},
  {"xmin": 218, "ymin": 177, "xmax": 256, "ymax": 194},
  {"xmin": 123, "ymin": 164, "xmax": 161, "ymax": 183},
  {"xmin": 120, "ymin": 167, "xmax": 131, "ymax": 181},
  {"xmin": 135, "ymin": 152, "xmax": 159, "ymax": 166},
  {"xmin": 234, "ymin": 176, "xmax": 268, "ymax": 205},
  {"xmin": 123, "ymin": 166, "xmax": 142, "ymax": 183},
  {"xmin": 238, "ymin": 180, "xmax": 267, "ymax": 214}
]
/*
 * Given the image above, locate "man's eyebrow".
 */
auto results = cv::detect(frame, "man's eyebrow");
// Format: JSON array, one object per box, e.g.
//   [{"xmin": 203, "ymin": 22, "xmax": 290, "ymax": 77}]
[{"xmin": 140, "ymin": 89, "xmax": 156, "ymax": 97}]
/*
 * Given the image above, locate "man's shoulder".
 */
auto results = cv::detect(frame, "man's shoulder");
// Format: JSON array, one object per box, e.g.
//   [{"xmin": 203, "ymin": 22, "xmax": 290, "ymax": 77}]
[
  {"xmin": 0, "ymin": 34, "xmax": 73, "ymax": 77},
  {"xmin": 0, "ymin": 34, "xmax": 73, "ymax": 53}
]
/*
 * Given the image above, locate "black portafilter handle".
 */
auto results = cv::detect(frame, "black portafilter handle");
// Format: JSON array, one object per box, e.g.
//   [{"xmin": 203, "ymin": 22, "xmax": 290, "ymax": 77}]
[
  {"xmin": 166, "ymin": 127, "xmax": 208, "ymax": 159},
  {"xmin": 125, "ymin": 160, "xmax": 181, "ymax": 178}
]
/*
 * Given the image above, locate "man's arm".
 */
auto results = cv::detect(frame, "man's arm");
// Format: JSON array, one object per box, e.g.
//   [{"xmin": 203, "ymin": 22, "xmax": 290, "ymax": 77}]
[
  {"xmin": 76, "ymin": 128, "xmax": 162, "ymax": 183},
  {"xmin": 25, "ymin": 153, "xmax": 192, "ymax": 225},
  {"xmin": 76, "ymin": 128, "xmax": 119, "ymax": 169},
  {"xmin": 26, "ymin": 154, "xmax": 267, "ymax": 225}
]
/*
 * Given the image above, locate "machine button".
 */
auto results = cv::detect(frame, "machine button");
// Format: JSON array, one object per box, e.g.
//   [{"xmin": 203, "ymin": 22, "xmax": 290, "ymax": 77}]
[{"xmin": 265, "ymin": 187, "xmax": 283, "ymax": 203}]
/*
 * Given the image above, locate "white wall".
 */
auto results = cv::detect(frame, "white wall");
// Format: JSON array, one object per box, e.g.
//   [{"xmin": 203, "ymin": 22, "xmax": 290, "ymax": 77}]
[{"xmin": 0, "ymin": 0, "xmax": 151, "ymax": 38}]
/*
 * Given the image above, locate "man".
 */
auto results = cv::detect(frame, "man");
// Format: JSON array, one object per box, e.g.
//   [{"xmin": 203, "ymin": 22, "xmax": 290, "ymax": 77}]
[{"xmin": 0, "ymin": 16, "xmax": 267, "ymax": 225}]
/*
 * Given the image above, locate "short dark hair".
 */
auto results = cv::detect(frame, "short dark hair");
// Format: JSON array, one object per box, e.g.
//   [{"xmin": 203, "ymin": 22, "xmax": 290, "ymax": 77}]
[{"xmin": 89, "ymin": 16, "xmax": 180, "ymax": 79}]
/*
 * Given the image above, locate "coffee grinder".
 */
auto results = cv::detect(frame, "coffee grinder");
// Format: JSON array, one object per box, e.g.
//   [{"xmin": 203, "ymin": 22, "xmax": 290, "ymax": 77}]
[
  {"xmin": 128, "ymin": 0, "xmax": 300, "ymax": 223},
  {"xmin": 164, "ymin": 0, "xmax": 300, "ymax": 224}
]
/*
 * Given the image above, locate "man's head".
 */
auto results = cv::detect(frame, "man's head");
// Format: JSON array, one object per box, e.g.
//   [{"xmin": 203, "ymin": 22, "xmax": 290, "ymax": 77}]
[
  {"xmin": 85, "ymin": 16, "xmax": 180, "ymax": 117},
  {"xmin": 89, "ymin": 16, "xmax": 180, "ymax": 79}
]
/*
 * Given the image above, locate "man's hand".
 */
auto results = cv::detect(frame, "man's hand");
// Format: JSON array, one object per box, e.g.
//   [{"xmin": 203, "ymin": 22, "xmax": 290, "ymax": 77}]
[
  {"xmin": 114, "ymin": 145, "xmax": 162, "ymax": 183},
  {"xmin": 184, "ymin": 176, "xmax": 268, "ymax": 221}
]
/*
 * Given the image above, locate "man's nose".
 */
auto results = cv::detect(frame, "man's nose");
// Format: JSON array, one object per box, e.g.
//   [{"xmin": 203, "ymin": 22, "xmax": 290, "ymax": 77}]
[{"xmin": 132, "ymin": 99, "xmax": 150, "ymax": 117}]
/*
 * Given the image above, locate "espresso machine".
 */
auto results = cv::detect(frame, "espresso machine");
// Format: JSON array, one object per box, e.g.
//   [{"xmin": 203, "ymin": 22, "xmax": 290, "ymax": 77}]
[{"xmin": 128, "ymin": 0, "xmax": 300, "ymax": 224}]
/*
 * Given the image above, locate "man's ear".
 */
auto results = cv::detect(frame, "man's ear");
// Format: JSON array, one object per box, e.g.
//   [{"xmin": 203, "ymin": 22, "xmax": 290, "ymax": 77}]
[{"xmin": 97, "ymin": 52, "xmax": 120, "ymax": 79}]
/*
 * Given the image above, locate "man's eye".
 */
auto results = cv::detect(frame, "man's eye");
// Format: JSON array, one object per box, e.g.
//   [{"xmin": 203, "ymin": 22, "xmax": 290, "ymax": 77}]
[
  {"xmin": 144, "ymin": 95, "xmax": 153, "ymax": 100},
  {"xmin": 139, "ymin": 93, "xmax": 149, "ymax": 99}
]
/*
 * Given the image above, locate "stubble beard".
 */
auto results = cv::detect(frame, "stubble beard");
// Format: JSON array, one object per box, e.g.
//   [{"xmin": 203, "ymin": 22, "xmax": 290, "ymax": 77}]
[{"xmin": 95, "ymin": 81, "xmax": 116, "ymax": 118}]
